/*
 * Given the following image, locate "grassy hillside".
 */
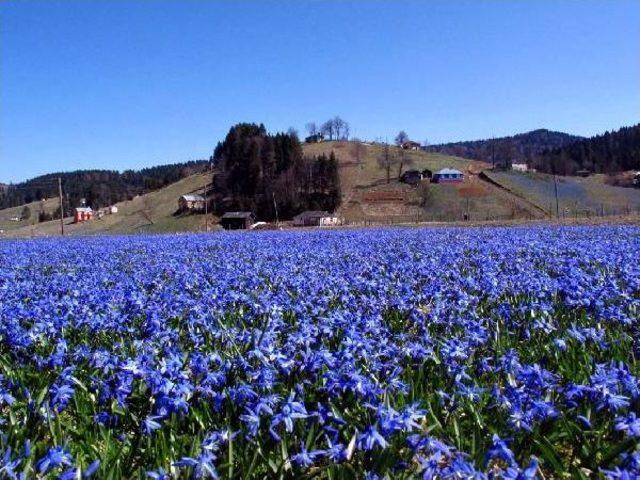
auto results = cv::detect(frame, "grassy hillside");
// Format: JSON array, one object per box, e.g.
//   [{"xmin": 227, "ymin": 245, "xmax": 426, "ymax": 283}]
[
  {"xmin": 0, "ymin": 198, "xmax": 60, "ymax": 233},
  {"xmin": 302, "ymin": 141, "xmax": 543, "ymax": 222},
  {"xmin": 485, "ymin": 171, "xmax": 640, "ymax": 216},
  {"xmin": 2, "ymin": 173, "xmax": 219, "ymax": 238}
]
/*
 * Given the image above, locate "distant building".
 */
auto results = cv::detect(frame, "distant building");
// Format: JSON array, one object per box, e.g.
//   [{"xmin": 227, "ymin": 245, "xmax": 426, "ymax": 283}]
[
  {"xmin": 401, "ymin": 141, "xmax": 421, "ymax": 150},
  {"xmin": 512, "ymin": 163, "xmax": 528, "ymax": 172},
  {"xmin": 576, "ymin": 169, "xmax": 591, "ymax": 178},
  {"xmin": 220, "ymin": 211, "xmax": 255, "ymax": 230},
  {"xmin": 432, "ymin": 168, "xmax": 464, "ymax": 183},
  {"xmin": 74, "ymin": 207, "xmax": 94, "ymax": 223},
  {"xmin": 178, "ymin": 194, "xmax": 205, "ymax": 212},
  {"xmin": 633, "ymin": 172, "xmax": 640, "ymax": 187},
  {"xmin": 305, "ymin": 134, "xmax": 325, "ymax": 144},
  {"xmin": 293, "ymin": 211, "xmax": 340, "ymax": 227},
  {"xmin": 400, "ymin": 170, "xmax": 423, "ymax": 185}
]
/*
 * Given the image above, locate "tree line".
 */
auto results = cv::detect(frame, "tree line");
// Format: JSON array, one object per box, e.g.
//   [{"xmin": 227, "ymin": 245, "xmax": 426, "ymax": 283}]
[
  {"xmin": 213, "ymin": 123, "xmax": 341, "ymax": 219},
  {"xmin": 426, "ymin": 129, "xmax": 583, "ymax": 169},
  {"xmin": 532, "ymin": 124, "xmax": 640, "ymax": 175}
]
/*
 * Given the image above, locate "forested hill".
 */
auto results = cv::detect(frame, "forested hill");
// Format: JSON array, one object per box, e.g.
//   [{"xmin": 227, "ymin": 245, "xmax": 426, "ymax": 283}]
[
  {"xmin": 0, "ymin": 160, "xmax": 209, "ymax": 211},
  {"xmin": 532, "ymin": 123, "xmax": 640, "ymax": 175},
  {"xmin": 213, "ymin": 123, "xmax": 341, "ymax": 220},
  {"xmin": 426, "ymin": 129, "xmax": 583, "ymax": 166}
]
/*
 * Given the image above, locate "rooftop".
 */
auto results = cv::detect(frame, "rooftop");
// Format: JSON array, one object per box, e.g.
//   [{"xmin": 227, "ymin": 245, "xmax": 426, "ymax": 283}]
[
  {"xmin": 180, "ymin": 194, "xmax": 205, "ymax": 201},
  {"xmin": 222, "ymin": 211, "xmax": 254, "ymax": 219},
  {"xmin": 436, "ymin": 168, "xmax": 463, "ymax": 175}
]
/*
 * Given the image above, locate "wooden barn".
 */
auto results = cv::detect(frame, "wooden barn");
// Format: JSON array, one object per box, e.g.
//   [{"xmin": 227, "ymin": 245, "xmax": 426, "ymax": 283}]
[
  {"xmin": 220, "ymin": 211, "xmax": 255, "ymax": 230},
  {"xmin": 292, "ymin": 211, "xmax": 339, "ymax": 227},
  {"xmin": 401, "ymin": 141, "xmax": 421, "ymax": 150},
  {"xmin": 178, "ymin": 194, "xmax": 205, "ymax": 212},
  {"xmin": 400, "ymin": 170, "xmax": 423, "ymax": 185}
]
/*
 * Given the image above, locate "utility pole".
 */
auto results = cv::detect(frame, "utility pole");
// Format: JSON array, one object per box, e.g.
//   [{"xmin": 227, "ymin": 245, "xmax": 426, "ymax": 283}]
[
  {"xmin": 203, "ymin": 176, "xmax": 208, "ymax": 233},
  {"xmin": 203, "ymin": 160, "xmax": 213, "ymax": 232},
  {"xmin": 58, "ymin": 177, "xmax": 64, "ymax": 236},
  {"xmin": 272, "ymin": 192, "xmax": 279, "ymax": 228},
  {"xmin": 553, "ymin": 174, "xmax": 560, "ymax": 219}
]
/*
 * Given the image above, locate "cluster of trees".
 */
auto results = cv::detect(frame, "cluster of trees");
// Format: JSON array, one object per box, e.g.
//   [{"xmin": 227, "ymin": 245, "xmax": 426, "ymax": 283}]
[
  {"xmin": 0, "ymin": 161, "xmax": 209, "ymax": 214},
  {"xmin": 426, "ymin": 129, "xmax": 583, "ymax": 168},
  {"xmin": 305, "ymin": 117, "xmax": 350, "ymax": 141},
  {"xmin": 376, "ymin": 132, "xmax": 416, "ymax": 183},
  {"xmin": 533, "ymin": 124, "xmax": 640, "ymax": 175},
  {"xmin": 213, "ymin": 123, "xmax": 341, "ymax": 219}
]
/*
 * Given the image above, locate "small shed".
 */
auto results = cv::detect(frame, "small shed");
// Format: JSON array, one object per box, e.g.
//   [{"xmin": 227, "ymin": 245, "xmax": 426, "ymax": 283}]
[
  {"xmin": 74, "ymin": 207, "xmax": 94, "ymax": 223},
  {"xmin": 400, "ymin": 170, "xmax": 423, "ymax": 185},
  {"xmin": 220, "ymin": 211, "xmax": 255, "ymax": 230},
  {"xmin": 432, "ymin": 168, "xmax": 464, "ymax": 183},
  {"xmin": 178, "ymin": 194, "xmax": 205, "ymax": 212},
  {"xmin": 401, "ymin": 141, "xmax": 421, "ymax": 150},
  {"xmin": 293, "ymin": 210, "xmax": 339, "ymax": 227},
  {"xmin": 512, "ymin": 163, "xmax": 528, "ymax": 172}
]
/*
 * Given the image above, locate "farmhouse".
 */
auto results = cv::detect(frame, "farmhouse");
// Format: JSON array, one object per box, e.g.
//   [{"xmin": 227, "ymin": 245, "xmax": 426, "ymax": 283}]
[
  {"xmin": 305, "ymin": 134, "xmax": 325, "ymax": 144},
  {"xmin": 400, "ymin": 170, "xmax": 423, "ymax": 185},
  {"xmin": 293, "ymin": 210, "xmax": 340, "ymax": 227},
  {"xmin": 74, "ymin": 207, "xmax": 94, "ymax": 223},
  {"xmin": 178, "ymin": 194, "xmax": 205, "ymax": 212},
  {"xmin": 432, "ymin": 168, "xmax": 464, "ymax": 183},
  {"xmin": 512, "ymin": 163, "xmax": 528, "ymax": 172},
  {"xmin": 401, "ymin": 141, "xmax": 421, "ymax": 150},
  {"xmin": 220, "ymin": 211, "xmax": 255, "ymax": 230}
]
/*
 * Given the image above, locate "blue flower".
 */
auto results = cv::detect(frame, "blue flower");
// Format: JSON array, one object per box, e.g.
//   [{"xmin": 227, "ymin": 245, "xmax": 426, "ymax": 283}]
[{"xmin": 36, "ymin": 446, "xmax": 74, "ymax": 474}]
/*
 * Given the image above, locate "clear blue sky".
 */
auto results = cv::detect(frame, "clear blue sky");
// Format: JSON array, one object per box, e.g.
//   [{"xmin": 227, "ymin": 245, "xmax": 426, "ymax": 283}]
[{"xmin": 1, "ymin": 0, "xmax": 639, "ymax": 183}]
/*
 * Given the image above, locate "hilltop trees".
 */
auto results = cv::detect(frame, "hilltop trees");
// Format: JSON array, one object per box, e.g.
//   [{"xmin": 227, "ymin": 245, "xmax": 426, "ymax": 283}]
[
  {"xmin": 533, "ymin": 124, "xmax": 640, "ymax": 175},
  {"xmin": 306, "ymin": 116, "xmax": 350, "ymax": 141},
  {"xmin": 213, "ymin": 123, "xmax": 341, "ymax": 219}
]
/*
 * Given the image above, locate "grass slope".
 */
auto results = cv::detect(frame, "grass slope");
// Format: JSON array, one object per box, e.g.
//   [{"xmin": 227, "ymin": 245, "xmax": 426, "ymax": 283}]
[{"xmin": 485, "ymin": 171, "xmax": 640, "ymax": 216}]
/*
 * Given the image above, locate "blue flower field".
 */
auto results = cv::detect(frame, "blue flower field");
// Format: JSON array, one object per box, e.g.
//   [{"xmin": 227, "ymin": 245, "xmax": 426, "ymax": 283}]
[{"xmin": 0, "ymin": 225, "xmax": 639, "ymax": 479}]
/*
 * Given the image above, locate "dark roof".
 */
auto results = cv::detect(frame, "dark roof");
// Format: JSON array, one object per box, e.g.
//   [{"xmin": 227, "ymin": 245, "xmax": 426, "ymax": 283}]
[
  {"xmin": 294, "ymin": 210, "xmax": 332, "ymax": 219},
  {"xmin": 222, "ymin": 211, "xmax": 254, "ymax": 219}
]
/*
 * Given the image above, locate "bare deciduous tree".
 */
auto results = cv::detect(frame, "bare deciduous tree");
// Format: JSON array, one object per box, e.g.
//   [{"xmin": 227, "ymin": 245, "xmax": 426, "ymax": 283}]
[
  {"xmin": 377, "ymin": 142, "xmax": 396, "ymax": 184},
  {"xmin": 321, "ymin": 120, "xmax": 334, "ymax": 140},
  {"xmin": 305, "ymin": 122, "xmax": 317, "ymax": 136},
  {"xmin": 395, "ymin": 130, "xmax": 409, "ymax": 146}
]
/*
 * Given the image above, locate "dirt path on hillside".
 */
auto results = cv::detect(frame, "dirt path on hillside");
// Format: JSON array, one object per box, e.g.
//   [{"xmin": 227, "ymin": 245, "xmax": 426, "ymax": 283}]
[{"xmin": 471, "ymin": 170, "xmax": 548, "ymax": 219}]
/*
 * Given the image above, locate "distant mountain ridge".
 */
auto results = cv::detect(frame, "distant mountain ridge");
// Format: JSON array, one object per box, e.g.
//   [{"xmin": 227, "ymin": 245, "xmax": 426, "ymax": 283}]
[{"xmin": 426, "ymin": 129, "xmax": 584, "ymax": 167}]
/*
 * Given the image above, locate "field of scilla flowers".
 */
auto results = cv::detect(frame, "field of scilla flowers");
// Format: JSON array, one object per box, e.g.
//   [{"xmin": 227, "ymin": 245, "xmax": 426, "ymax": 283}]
[{"xmin": 0, "ymin": 225, "xmax": 639, "ymax": 479}]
